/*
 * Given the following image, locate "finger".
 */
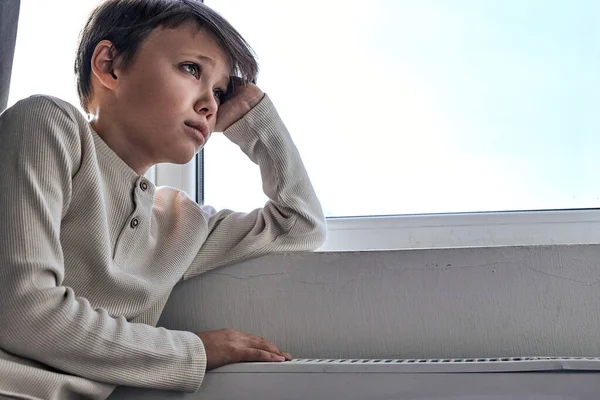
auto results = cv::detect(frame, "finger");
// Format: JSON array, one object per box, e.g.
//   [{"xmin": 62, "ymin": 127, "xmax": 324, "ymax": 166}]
[
  {"xmin": 226, "ymin": 76, "xmax": 244, "ymax": 93},
  {"xmin": 241, "ymin": 348, "xmax": 286, "ymax": 363},
  {"xmin": 229, "ymin": 75, "xmax": 247, "ymax": 87},
  {"xmin": 222, "ymin": 76, "xmax": 250, "ymax": 105},
  {"xmin": 249, "ymin": 336, "xmax": 288, "ymax": 358}
]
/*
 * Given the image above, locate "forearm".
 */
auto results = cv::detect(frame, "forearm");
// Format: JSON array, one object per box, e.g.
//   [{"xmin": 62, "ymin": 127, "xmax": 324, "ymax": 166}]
[
  {"xmin": 185, "ymin": 95, "xmax": 326, "ymax": 277},
  {"xmin": 223, "ymin": 94, "xmax": 327, "ymax": 248},
  {"xmin": 0, "ymin": 283, "xmax": 205, "ymax": 391}
]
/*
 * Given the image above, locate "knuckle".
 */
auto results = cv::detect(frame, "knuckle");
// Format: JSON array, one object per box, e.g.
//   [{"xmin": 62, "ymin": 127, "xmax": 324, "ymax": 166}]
[
  {"xmin": 229, "ymin": 345, "xmax": 245, "ymax": 361},
  {"xmin": 223, "ymin": 328, "xmax": 238, "ymax": 337},
  {"xmin": 246, "ymin": 349, "xmax": 261, "ymax": 360}
]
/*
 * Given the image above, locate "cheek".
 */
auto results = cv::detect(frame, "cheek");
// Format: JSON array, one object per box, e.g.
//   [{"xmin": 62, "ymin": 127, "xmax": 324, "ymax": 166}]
[
  {"xmin": 123, "ymin": 67, "xmax": 176, "ymax": 100},
  {"xmin": 129, "ymin": 78, "xmax": 173, "ymax": 108},
  {"xmin": 126, "ymin": 83, "xmax": 184, "ymax": 125},
  {"xmin": 117, "ymin": 69, "xmax": 193, "ymax": 135}
]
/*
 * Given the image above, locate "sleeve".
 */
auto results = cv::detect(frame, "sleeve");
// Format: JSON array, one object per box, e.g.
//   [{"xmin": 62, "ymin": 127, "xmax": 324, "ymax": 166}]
[
  {"xmin": 185, "ymin": 94, "xmax": 327, "ymax": 278},
  {"xmin": 0, "ymin": 96, "xmax": 205, "ymax": 392}
]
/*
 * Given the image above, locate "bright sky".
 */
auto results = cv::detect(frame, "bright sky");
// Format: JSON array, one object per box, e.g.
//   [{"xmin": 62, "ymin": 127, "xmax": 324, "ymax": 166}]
[{"xmin": 9, "ymin": 0, "xmax": 600, "ymax": 217}]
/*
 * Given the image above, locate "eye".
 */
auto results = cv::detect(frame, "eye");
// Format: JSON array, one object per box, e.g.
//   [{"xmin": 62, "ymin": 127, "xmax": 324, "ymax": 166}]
[
  {"xmin": 181, "ymin": 63, "xmax": 200, "ymax": 79},
  {"xmin": 213, "ymin": 89, "xmax": 225, "ymax": 102}
]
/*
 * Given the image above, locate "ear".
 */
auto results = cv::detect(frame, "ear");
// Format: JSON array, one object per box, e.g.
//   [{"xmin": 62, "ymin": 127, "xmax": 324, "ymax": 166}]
[{"xmin": 90, "ymin": 40, "xmax": 120, "ymax": 91}]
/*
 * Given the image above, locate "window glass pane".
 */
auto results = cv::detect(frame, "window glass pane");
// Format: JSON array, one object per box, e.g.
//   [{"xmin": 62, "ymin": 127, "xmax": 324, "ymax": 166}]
[
  {"xmin": 205, "ymin": 0, "xmax": 600, "ymax": 217},
  {"xmin": 8, "ymin": 0, "xmax": 100, "ymax": 108}
]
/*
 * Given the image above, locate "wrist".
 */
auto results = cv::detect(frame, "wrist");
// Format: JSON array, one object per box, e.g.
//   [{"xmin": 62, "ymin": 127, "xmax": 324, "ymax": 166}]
[{"xmin": 245, "ymin": 91, "xmax": 265, "ymax": 111}]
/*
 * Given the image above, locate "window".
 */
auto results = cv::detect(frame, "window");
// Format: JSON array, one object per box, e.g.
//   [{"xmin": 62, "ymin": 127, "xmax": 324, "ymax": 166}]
[
  {"xmin": 9, "ymin": 0, "xmax": 600, "ymax": 251},
  {"xmin": 201, "ymin": 0, "xmax": 600, "ymax": 250},
  {"xmin": 204, "ymin": 0, "xmax": 600, "ymax": 217}
]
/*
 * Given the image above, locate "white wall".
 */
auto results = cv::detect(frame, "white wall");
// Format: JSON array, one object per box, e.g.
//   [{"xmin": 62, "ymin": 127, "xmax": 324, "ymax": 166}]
[{"xmin": 159, "ymin": 244, "xmax": 600, "ymax": 360}]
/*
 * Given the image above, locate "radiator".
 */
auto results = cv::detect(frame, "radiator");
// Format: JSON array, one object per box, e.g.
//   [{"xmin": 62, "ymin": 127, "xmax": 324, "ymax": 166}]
[{"xmin": 109, "ymin": 357, "xmax": 600, "ymax": 399}]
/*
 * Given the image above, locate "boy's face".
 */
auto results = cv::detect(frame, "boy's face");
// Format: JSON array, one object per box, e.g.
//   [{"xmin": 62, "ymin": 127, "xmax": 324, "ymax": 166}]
[{"xmin": 106, "ymin": 22, "xmax": 230, "ymax": 167}]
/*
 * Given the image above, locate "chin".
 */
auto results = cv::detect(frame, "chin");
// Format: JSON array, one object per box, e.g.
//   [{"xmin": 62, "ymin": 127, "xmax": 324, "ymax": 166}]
[{"xmin": 170, "ymin": 147, "xmax": 199, "ymax": 165}]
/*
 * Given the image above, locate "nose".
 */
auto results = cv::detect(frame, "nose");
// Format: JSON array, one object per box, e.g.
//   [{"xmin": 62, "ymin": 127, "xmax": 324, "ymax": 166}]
[{"xmin": 194, "ymin": 91, "xmax": 218, "ymax": 120}]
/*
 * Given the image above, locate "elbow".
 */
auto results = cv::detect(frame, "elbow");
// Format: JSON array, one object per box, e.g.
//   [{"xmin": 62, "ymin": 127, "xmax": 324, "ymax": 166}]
[
  {"xmin": 312, "ymin": 205, "xmax": 328, "ymax": 249},
  {"xmin": 291, "ymin": 213, "xmax": 327, "ymax": 251},
  {"xmin": 0, "ymin": 303, "xmax": 35, "ymax": 355},
  {"xmin": 310, "ymin": 218, "xmax": 328, "ymax": 250},
  {"xmin": 303, "ymin": 204, "xmax": 328, "ymax": 250},
  {"xmin": 0, "ymin": 288, "xmax": 64, "ymax": 357},
  {"xmin": 269, "ymin": 202, "xmax": 327, "ymax": 251}
]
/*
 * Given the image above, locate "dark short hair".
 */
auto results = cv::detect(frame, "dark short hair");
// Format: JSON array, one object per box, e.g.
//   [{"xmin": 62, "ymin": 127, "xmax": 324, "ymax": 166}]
[{"xmin": 74, "ymin": 0, "xmax": 258, "ymax": 112}]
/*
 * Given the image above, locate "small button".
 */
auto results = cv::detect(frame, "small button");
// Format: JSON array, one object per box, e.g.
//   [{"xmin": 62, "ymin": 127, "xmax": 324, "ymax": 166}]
[
  {"xmin": 140, "ymin": 181, "xmax": 148, "ymax": 191},
  {"xmin": 130, "ymin": 218, "xmax": 140, "ymax": 228}
]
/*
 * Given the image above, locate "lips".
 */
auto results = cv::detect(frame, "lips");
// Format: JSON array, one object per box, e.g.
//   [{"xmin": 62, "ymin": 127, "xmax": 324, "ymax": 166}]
[{"xmin": 184, "ymin": 121, "xmax": 209, "ymax": 144}]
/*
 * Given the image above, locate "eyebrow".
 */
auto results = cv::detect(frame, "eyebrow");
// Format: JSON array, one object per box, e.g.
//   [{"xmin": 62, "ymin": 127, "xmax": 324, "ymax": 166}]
[
  {"xmin": 183, "ymin": 53, "xmax": 231, "ymax": 86},
  {"xmin": 190, "ymin": 53, "xmax": 216, "ymax": 66}
]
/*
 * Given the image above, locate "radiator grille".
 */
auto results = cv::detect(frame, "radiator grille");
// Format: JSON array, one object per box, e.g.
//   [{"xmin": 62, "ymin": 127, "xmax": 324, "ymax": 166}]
[
  {"xmin": 212, "ymin": 356, "xmax": 600, "ymax": 374},
  {"xmin": 291, "ymin": 356, "xmax": 600, "ymax": 364}
]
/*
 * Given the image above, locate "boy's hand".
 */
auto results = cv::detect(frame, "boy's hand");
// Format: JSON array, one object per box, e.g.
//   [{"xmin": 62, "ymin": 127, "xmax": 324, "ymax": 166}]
[
  {"xmin": 196, "ymin": 329, "xmax": 292, "ymax": 371},
  {"xmin": 214, "ymin": 77, "xmax": 264, "ymax": 133}
]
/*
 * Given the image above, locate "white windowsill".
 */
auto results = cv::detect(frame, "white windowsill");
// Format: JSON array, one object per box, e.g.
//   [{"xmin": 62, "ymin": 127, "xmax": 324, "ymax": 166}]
[{"xmin": 320, "ymin": 209, "xmax": 600, "ymax": 252}]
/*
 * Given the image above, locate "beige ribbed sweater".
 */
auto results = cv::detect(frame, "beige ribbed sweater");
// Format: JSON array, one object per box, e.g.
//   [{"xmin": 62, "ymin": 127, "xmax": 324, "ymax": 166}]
[{"xmin": 0, "ymin": 94, "xmax": 326, "ymax": 400}]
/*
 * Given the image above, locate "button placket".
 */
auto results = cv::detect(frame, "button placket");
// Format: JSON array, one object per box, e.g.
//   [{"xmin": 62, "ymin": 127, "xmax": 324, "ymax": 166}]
[
  {"xmin": 113, "ymin": 179, "xmax": 151, "ymax": 265},
  {"xmin": 130, "ymin": 178, "xmax": 151, "ymax": 230}
]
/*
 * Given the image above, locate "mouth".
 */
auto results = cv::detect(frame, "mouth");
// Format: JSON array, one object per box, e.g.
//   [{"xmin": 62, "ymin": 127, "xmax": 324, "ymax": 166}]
[{"xmin": 184, "ymin": 121, "xmax": 209, "ymax": 145}]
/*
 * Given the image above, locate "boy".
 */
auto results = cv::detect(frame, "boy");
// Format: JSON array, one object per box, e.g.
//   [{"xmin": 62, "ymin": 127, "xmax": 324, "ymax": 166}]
[{"xmin": 0, "ymin": 0, "xmax": 326, "ymax": 398}]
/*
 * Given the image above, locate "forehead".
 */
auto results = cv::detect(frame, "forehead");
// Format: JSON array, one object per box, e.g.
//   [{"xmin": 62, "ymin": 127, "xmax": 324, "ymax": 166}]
[{"xmin": 140, "ymin": 22, "xmax": 232, "ymax": 73}]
